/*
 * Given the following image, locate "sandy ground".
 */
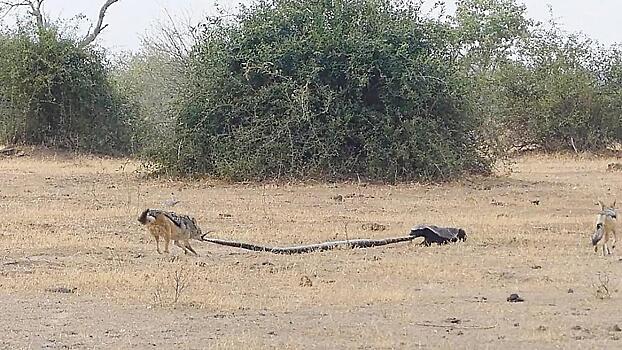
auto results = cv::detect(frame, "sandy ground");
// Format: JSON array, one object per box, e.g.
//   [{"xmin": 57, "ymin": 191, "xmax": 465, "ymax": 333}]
[{"xmin": 1, "ymin": 150, "xmax": 622, "ymax": 349}]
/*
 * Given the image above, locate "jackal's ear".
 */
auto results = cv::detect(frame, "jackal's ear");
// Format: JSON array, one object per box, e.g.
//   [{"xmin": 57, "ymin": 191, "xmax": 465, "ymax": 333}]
[
  {"xmin": 612, "ymin": 200, "xmax": 617, "ymax": 208},
  {"xmin": 598, "ymin": 200, "xmax": 605, "ymax": 210}
]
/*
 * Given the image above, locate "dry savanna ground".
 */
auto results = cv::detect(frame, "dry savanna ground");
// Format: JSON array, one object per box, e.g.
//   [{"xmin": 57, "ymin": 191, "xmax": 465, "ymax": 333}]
[{"xmin": 1, "ymin": 148, "xmax": 622, "ymax": 349}]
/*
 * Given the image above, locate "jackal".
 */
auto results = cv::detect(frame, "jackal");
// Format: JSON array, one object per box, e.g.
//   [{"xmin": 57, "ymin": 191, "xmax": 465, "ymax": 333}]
[
  {"xmin": 592, "ymin": 200, "xmax": 618, "ymax": 256},
  {"xmin": 138, "ymin": 209, "xmax": 203, "ymax": 256}
]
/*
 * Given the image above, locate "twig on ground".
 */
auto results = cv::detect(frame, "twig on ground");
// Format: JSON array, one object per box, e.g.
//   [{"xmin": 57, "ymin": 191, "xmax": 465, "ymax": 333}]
[{"xmin": 412, "ymin": 322, "xmax": 498, "ymax": 330}]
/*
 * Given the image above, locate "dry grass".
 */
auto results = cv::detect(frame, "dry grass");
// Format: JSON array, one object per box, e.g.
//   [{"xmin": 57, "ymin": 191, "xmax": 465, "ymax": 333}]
[{"xmin": 1, "ymin": 150, "xmax": 622, "ymax": 348}]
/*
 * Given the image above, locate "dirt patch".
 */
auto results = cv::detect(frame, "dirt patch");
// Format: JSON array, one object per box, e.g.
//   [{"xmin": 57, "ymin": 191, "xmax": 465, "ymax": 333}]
[{"xmin": 0, "ymin": 154, "xmax": 621, "ymax": 348}]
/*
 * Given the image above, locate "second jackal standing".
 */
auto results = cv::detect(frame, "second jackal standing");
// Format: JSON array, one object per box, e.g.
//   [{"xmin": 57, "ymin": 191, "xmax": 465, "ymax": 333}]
[{"xmin": 592, "ymin": 200, "xmax": 618, "ymax": 256}]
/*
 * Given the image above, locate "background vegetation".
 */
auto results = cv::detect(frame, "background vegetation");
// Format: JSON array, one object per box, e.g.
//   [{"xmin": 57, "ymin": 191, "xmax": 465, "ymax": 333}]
[
  {"xmin": 0, "ymin": 0, "xmax": 621, "ymax": 180},
  {"xmin": 0, "ymin": 22, "xmax": 136, "ymax": 153}
]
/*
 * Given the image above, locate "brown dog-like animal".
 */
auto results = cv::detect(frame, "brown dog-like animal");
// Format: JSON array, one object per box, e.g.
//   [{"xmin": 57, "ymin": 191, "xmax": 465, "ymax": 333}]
[
  {"xmin": 592, "ymin": 200, "xmax": 618, "ymax": 256},
  {"xmin": 138, "ymin": 209, "xmax": 203, "ymax": 256}
]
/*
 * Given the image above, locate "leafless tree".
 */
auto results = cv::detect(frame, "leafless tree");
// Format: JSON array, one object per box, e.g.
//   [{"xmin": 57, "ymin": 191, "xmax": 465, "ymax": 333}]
[
  {"xmin": 141, "ymin": 8, "xmax": 198, "ymax": 62},
  {"xmin": 0, "ymin": 0, "xmax": 121, "ymax": 47}
]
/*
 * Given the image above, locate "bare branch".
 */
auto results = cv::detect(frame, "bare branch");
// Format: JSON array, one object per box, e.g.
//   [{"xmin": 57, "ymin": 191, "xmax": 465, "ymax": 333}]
[
  {"xmin": 78, "ymin": 0, "xmax": 120, "ymax": 48},
  {"xmin": 0, "ymin": 1, "xmax": 44, "ymax": 27},
  {"xmin": 27, "ymin": 0, "xmax": 44, "ymax": 29},
  {"xmin": 141, "ymin": 8, "xmax": 195, "ymax": 61},
  {"xmin": 0, "ymin": 1, "xmax": 30, "ymax": 6},
  {"xmin": 0, "ymin": 1, "xmax": 32, "ymax": 22}
]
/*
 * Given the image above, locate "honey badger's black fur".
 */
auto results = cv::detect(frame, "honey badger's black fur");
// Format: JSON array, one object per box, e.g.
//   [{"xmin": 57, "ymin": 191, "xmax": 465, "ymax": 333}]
[{"xmin": 409, "ymin": 225, "xmax": 467, "ymax": 246}]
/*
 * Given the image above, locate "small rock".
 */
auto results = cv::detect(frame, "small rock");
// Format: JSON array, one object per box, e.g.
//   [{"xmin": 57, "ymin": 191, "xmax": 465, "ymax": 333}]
[
  {"xmin": 491, "ymin": 198, "xmax": 505, "ymax": 206},
  {"xmin": 612, "ymin": 325, "xmax": 622, "ymax": 332},
  {"xmin": 537, "ymin": 325, "xmax": 547, "ymax": 331},
  {"xmin": 531, "ymin": 265, "xmax": 542, "ymax": 269},
  {"xmin": 445, "ymin": 317, "xmax": 461, "ymax": 324},
  {"xmin": 162, "ymin": 199, "xmax": 180, "ymax": 207},
  {"xmin": 513, "ymin": 323, "xmax": 520, "ymax": 327},
  {"xmin": 331, "ymin": 195, "xmax": 344, "ymax": 202},
  {"xmin": 571, "ymin": 325, "xmax": 582, "ymax": 331},
  {"xmin": 530, "ymin": 199, "xmax": 540, "ymax": 205},
  {"xmin": 361, "ymin": 222, "xmax": 386, "ymax": 231},
  {"xmin": 607, "ymin": 163, "xmax": 622, "ymax": 172},
  {"xmin": 507, "ymin": 293, "xmax": 525, "ymax": 302},
  {"xmin": 299, "ymin": 275, "xmax": 313, "ymax": 287},
  {"xmin": 568, "ymin": 288, "xmax": 574, "ymax": 293}
]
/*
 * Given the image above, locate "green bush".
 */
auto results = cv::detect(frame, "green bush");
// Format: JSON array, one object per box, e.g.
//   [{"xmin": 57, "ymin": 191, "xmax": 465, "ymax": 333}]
[
  {"xmin": 0, "ymin": 25, "xmax": 136, "ymax": 153},
  {"xmin": 159, "ymin": 0, "xmax": 492, "ymax": 181},
  {"xmin": 495, "ymin": 28, "xmax": 622, "ymax": 151},
  {"xmin": 452, "ymin": 0, "xmax": 622, "ymax": 152}
]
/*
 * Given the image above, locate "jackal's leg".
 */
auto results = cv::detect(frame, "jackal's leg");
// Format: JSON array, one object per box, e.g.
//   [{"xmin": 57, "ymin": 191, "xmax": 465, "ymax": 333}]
[
  {"xmin": 163, "ymin": 235, "xmax": 171, "ymax": 253},
  {"xmin": 174, "ymin": 240, "xmax": 190, "ymax": 254},
  {"xmin": 154, "ymin": 235, "xmax": 162, "ymax": 254},
  {"xmin": 163, "ymin": 224, "xmax": 174, "ymax": 253},
  {"xmin": 612, "ymin": 230, "xmax": 617, "ymax": 251},
  {"xmin": 183, "ymin": 241, "xmax": 198, "ymax": 256}
]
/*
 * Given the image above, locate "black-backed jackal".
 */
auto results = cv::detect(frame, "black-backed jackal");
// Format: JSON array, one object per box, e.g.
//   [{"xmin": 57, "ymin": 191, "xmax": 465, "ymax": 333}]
[
  {"xmin": 138, "ymin": 209, "xmax": 203, "ymax": 256},
  {"xmin": 592, "ymin": 200, "xmax": 617, "ymax": 256}
]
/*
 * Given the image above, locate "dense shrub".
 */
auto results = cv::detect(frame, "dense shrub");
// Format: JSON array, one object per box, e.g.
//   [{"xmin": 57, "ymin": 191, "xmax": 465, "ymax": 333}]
[
  {"xmin": 495, "ymin": 29, "xmax": 622, "ymax": 151},
  {"xmin": 0, "ymin": 25, "xmax": 136, "ymax": 153},
  {"xmin": 452, "ymin": 0, "xmax": 622, "ymax": 152},
  {"xmin": 159, "ymin": 0, "xmax": 492, "ymax": 181}
]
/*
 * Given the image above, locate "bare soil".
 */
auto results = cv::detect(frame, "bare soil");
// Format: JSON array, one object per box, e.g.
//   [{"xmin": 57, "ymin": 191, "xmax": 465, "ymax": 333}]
[{"xmin": 1, "ymin": 150, "xmax": 621, "ymax": 349}]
